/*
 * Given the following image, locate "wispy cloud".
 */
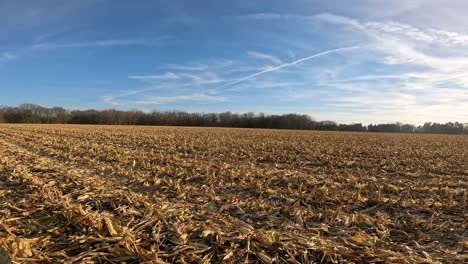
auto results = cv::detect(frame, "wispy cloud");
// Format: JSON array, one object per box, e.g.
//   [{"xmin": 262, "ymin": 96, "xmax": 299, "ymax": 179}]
[
  {"xmin": 166, "ymin": 60, "xmax": 235, "ymax": 72},
  {"xmin": 100, "ymin": 87, "xmax": 161, "ymax": 106},
  {"xmin": 245, "ymin": 11, "xmax": 468, "ymax": 48},
  {"xmin": 0, "ymin": 51, "xmax": 16, "ymax": 62},
  {"xmin": 312, "ymin": 13, "xmax": 468, "ymax": 123},
  {"xmin": 105, "ymin": 45, "xmax": 359, "ymax": 111},
  {"xmin": 95, "ymin": 11, "xmax": 467, "ymax": 123},
  {"xmin": 222, "ymin": 46, "xmax": 359, "ymax": 88},
  {"xmin": 103, "ymin": 60, "xmax": 234, "ymax": 106},
  {"xmin": 315, "ymin": 13, "xmax": 468, "ymax": 49},
  {"xmin": 129, "ymin": 72, "xmax": 180, "ymax": 81},
  {"xmin": 135, "ymin": 93, "xmax": 226, "ymax": 105},
  {"xmin": 331, "ymin": 74, "xmax": 407, "ymax": 83},
  {"xmin": 101, "ymin": 95, "xmax": 119, "ymax": 106},
  {"xmin": 128, "ymin": 71, "xmax": 224, "ymax": 85},
  {"xmin": 240, "ymin": 12, "xmax": 468, "ymax": 123},
  {"xmin": 32, "ymin": 39, "xmax": 155, "ymax": 50},
  {"xmin": 239, "ymin": 13, "xmax": 312, "ymax": 21},
  {"xmin": 166, "ymin": 64, "xmax": 209, "ymax": 71},
  {"xmin": 0, "ymin": 37, "xmax": 166, "ymax": 66},
  {"xmin": 315, "ymin": 13, "xmax": 468, "ymax": 85},
  {"xmin": 178, "ymin": 72, "xmax": 224, "ymax": 85},
  {"xmin": 247, "ymin": 51, "xmax": 282, "ymax": 65}
]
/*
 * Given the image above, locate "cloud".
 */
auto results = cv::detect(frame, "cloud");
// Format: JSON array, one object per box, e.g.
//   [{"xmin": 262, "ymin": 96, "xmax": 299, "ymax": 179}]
[
  {"xmin": 135, "ymin": 93, "xmax": 226, "ymax": 105},
  {"xmin": 241, "ymin": 13, "xmax": 285, "ymax": 20},
  {"xmin": 327, "ymin": 86, "xmax": 468, "ymax": 124},
  {"xmin": 129, "ymin": 71, "xmax": 224, "ymax": 85},
  {"xmin": 167, "ymin": 60, "xmax": 235, "ymax": 72},
  {"xmin": 365, "ymin": 21, "xmax": 468, "ymax": 48},
  {"xmin": 0, "ymin": 51, "xmax": 16, "ymax": 62},
  {"xmin": 98, "ymin": 11, "xmax": 466, "ymax": 123},
  {"xmin": 427, "ymin": 29, "xmax": 468, "ymax": 46},
  {"xmin": 0, "ymin": 38, "xmax": 162, "ymax": 65},
  {"xmin": 104, "ymin": 60, "xmax": 234, "ymax": 106},
  {"xmin": 129, "ymin": 72, "xmax": 180, "ymax": 81},
  {"xmin": 305, "ymin": 13, "xmax": 468, "ymax": 122},
  {"xmin": 166, "ymin": 64, "xmax": 208, "ymax": 71},
  {"xmin": 240, "ymin": 12, "xmax": 467, "ymax": 123},
  {"xmin": 239, "ymin": 13, "xmax": 314, "ymax": 21},
  {"xmin": 102, "ymin": 87, "xmax": 162, "ymax": 106},
  {"xmin": 246, "ymin": 12, "xmax": 468, "ymax": 48},
  {"xmin": 222, "ymin": 46, "xmax": 359, "ymax": 88},
  {"xmin": 332, "ymin": 74, "xmax": 407, "ymax": 83},
  {"xmin": 248, "ymin": 51, "xmax": 282, "ymax": 65},
  {"xmin": 178, "ymin": 72, "xmax": 224, "ymax": 85},
  {"xmin": 314, "ymin": 12, "xmax": 468, "ymax": 48},
  {"xmin": 314, "ymin": 13, "xmax": 364, "ymax": 29},
  {"xmin": 101, "ymin": 95, "xmax": 118, "ymax": 106},
  {"xmin": 32, "ymin": 39, "xmax": 154, "ymax": 50}
]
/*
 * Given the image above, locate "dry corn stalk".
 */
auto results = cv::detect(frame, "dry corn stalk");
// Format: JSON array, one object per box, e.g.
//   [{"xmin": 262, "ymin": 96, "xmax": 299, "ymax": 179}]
[{"xmin": 0, "ymin": 124, "xmax": 465, "ymax": 263}]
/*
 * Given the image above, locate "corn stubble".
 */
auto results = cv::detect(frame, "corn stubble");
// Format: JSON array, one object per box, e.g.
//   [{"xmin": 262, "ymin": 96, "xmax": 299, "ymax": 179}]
[{"xmin": 0, "ymin": 124, "xmax": 466, "ymax": 263}]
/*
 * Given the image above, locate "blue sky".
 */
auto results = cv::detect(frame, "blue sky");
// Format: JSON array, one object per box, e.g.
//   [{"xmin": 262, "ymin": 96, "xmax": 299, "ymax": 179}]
[{"xmin": 1, "ymin": 0, "xmax": 468, "ymax": 124}]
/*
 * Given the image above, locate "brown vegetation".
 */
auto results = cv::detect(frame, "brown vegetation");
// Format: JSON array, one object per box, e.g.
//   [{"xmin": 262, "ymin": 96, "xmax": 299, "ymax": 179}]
[{"xmin": 0, "ymin": 124, "xmax": 466, "ymax": 263}]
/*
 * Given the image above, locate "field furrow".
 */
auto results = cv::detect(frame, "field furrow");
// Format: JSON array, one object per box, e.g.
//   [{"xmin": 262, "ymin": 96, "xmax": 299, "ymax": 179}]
[{"xmin": 0, "ymin": 124, "xmax": 466, "ymax": 263}]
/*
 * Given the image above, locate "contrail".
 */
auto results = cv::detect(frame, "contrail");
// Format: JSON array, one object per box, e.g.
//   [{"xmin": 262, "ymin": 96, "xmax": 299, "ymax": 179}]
[{"xmin": 222, "ymin": 46, "xmax": 359, "ymax": 88}]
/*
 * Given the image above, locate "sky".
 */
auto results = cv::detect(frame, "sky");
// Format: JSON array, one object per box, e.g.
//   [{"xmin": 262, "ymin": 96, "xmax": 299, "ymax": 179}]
[{"xmin": 1, "ymin": 0, "xmax": 468, "ymax": 124}]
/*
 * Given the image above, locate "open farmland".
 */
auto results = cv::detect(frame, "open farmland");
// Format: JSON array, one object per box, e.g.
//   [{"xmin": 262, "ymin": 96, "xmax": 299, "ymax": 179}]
[{"xmin": 0, "ymin": 124, "xmax": 466, "ymax": 263}]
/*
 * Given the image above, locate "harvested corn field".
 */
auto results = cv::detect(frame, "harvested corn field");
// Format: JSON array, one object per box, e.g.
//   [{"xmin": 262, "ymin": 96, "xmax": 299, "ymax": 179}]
[{"xmin": 0, "ymin": 124, "xmax": 466, "ymax": 263}]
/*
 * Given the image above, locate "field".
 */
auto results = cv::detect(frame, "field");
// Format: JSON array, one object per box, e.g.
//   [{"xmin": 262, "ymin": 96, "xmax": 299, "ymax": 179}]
[{"xmin": 0, "ymin": 124, "xmax": 466, "ymax": 263}]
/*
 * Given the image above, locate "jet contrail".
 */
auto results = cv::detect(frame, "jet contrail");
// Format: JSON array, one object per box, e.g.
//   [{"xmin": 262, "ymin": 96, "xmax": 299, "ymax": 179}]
[{"xmin": 223, "ymin": 46, "xmax": 359, "ymax": 88}]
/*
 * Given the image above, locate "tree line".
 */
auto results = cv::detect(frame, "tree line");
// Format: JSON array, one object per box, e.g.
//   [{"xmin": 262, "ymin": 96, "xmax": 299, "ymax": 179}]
[{"xmin": 0, "ymin": 104, "xmax": 467, "ymax": 134}]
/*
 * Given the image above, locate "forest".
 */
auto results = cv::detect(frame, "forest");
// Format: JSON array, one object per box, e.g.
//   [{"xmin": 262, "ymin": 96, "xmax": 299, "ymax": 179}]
[{"xmin": 0, "ymin": 104, "xmax": 466, "ymax": 134}]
